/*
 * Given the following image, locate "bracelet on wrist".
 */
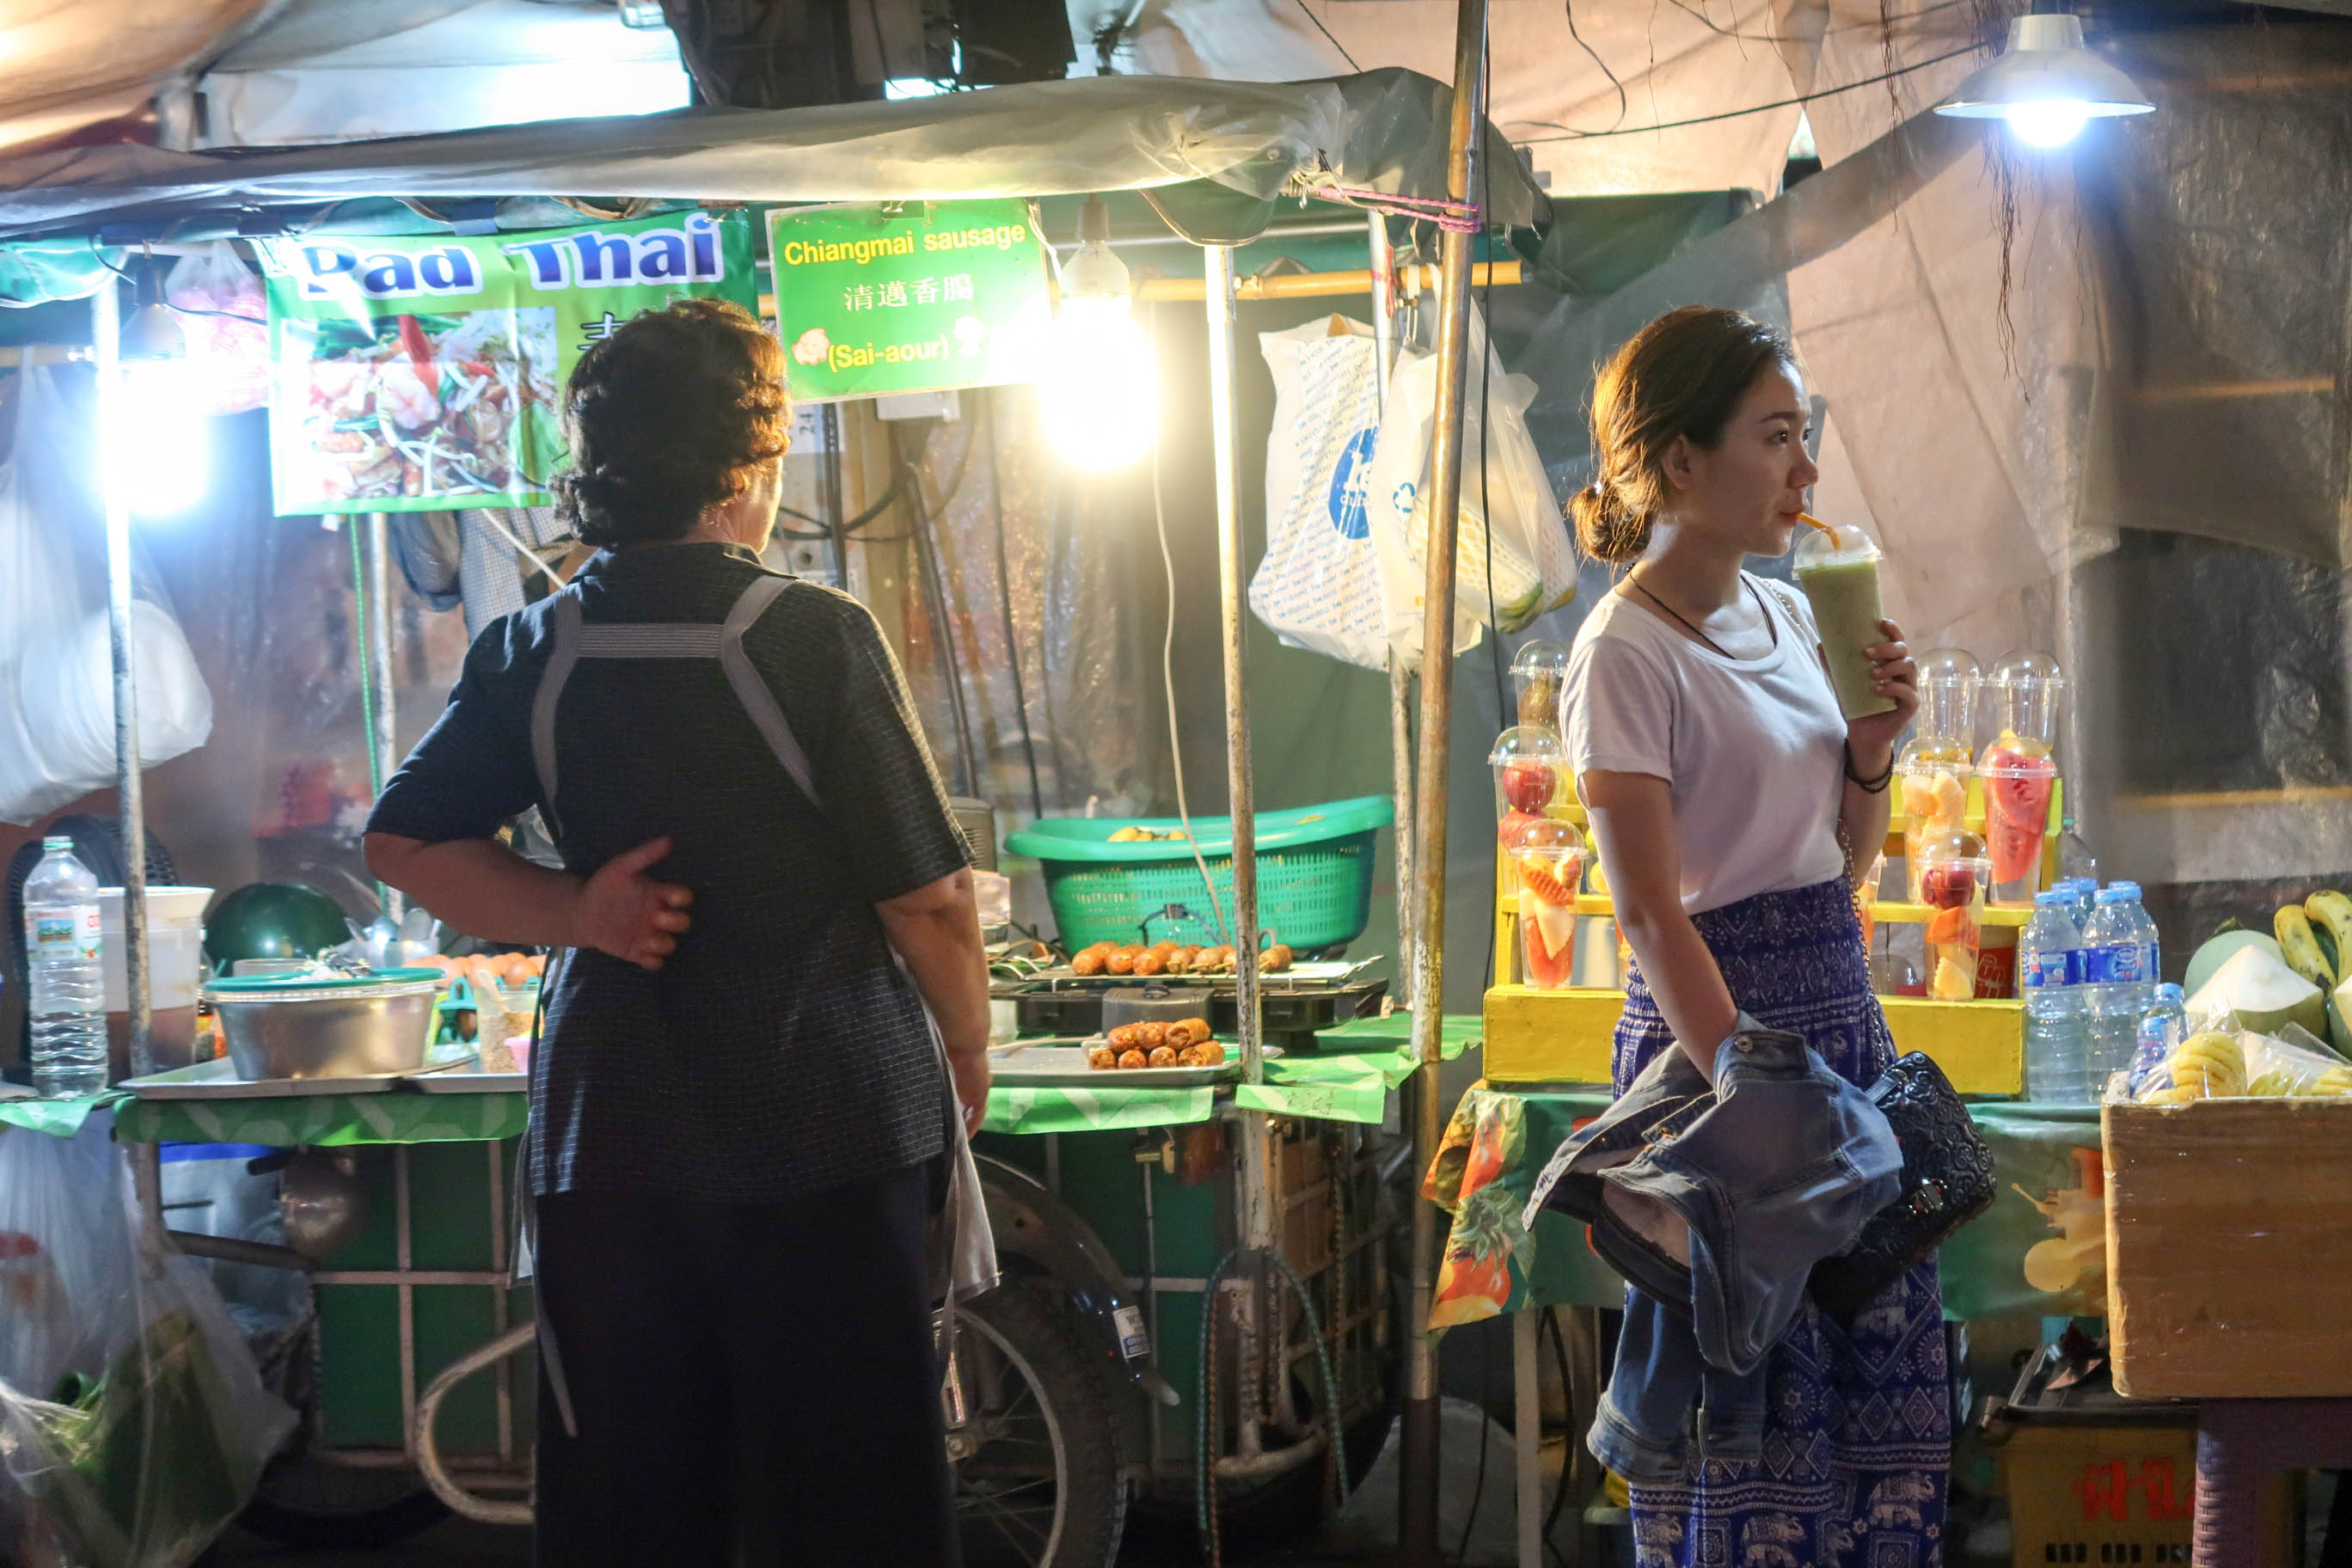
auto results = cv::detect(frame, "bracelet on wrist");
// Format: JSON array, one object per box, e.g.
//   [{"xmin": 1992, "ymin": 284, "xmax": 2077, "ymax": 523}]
[{"xmin": 1844, "ymin": 743, "xmax": 1896, "ymax": 793}]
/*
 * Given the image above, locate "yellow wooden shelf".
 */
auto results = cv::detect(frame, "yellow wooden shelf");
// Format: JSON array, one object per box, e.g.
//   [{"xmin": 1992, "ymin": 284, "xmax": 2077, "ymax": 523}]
[
  {"xmin": 1482, "ymin": 983, "xmax": 2024, "ymax": 1095},
  {"xmin": 1559, "ymin": 892, "xmax": 2033, "ymax": 928}
]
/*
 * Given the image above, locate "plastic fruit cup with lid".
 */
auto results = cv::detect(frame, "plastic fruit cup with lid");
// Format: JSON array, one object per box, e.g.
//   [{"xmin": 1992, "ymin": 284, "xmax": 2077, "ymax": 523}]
[
  {"xmin": 1489, "ymin": 726, "xmax": 1567, "ymax": 846},
  {"xmin": 1896, "ymin": 651, "xmax": 1976, "ymax": 903},
  {"xmin": 1977, "ymin": 652, "xmax": 2065, "ymax": 905},
  {"xmin": 1915, "ymin": 827, "xmax": 1989, "ymax": 1001},
  {"xmin": 1510, "ymin": 640, "xmax": 1573, "ymax": 732},
  {"xmin": 1510, "ymin": 817, "xmax": 1586, "ymax": 990}
]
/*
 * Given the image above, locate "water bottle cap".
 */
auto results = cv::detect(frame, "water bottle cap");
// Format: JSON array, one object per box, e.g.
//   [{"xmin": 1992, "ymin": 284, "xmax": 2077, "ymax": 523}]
[
  {"xmin": 40, "ymin": 836, "xmax": 70, "ymax": 852},
  {"xmin": 2034, "ymin": 891, "xmax": 2073, "ymax": 907},
  {"xmin": 2107, "ymin": 880, "xmax": 2142, "ymax": 898},
  {"xmin": 2095, "ymin": 886, "xmax": 2136, "ymax": 905},
  {"xmin": 2156, "ymin": 983, "xmax": 2184, "ymax": 1003}
]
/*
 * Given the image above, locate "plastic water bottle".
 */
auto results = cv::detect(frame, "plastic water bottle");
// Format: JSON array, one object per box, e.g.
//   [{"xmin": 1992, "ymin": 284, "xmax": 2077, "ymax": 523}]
[
  {"xmin": 2110, "ymin": 880, "xmax": 2161, "ymax": 989},
  {"xmin": 21, "ymin": 837, "xmax": 107, "ymax": 1098},
  {"xmin": 2083, "ymin": 885, "xmax": 2158, "ymax": 1083},
  {"xmin": 2059, "ymin": 810, "xmax": 2098, "ymax": 886},
  {"xmin": 2126, "ymin": 982, "xmax": 2188, "ymax": 1099},
  {"xmin": 2020, "ymin": 890, "xmax": 2092, "ymax": 1103},
  {"xmin": 2057, "ymin": 879, "xmax": 2098, "ymax": 937}
]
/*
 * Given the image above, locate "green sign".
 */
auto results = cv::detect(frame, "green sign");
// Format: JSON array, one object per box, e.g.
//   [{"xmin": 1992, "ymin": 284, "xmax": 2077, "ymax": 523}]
[
  {"xmin": 256, "ymin": 211, "xmax": 757, "ymax": 515},
  {"xmin": 766, "ymin": 199, "xmax": 1053, "ymax": 403}
]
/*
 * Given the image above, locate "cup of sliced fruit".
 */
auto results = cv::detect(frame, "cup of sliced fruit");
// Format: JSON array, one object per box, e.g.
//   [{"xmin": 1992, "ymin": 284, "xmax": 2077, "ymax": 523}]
[
  {"xmin": 1896, "ymin": 738, "xmax": 1971, "ymax": 904},
  {"xmin": 1489, "ymin": 726, "xmax": 1568, "ymax": 850},
  {"xmin": 1510, "ymin": 817, "xmax": 1587, "ymax": 990},
  {"xmin": 1915, "ymin": 828, "xmax": 1990, "ymax": 1002}
]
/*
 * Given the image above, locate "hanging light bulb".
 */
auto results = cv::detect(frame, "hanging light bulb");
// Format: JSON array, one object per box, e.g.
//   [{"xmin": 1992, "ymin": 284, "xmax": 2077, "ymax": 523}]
[
  {"xmin": 1933, "ymin": 12, "xmax": 2153, "ymax": 148},
  {"xmin": 1040, "ymin": 195, "xmax": 1158, "ymax": 471},
  {"xmin": 109, "ymin": 261, "xmax": 208, "ymax": 519}
]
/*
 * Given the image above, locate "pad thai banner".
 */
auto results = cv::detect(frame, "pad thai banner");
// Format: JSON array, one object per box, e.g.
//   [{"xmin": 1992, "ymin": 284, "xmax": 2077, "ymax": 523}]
[
  {"xmin": 256, "ymin": 211, "xmax": 756, "ymax": 515},
  {"xmin": 766, "ymin": 199, "xmax": 1052, "ymax": 404}
]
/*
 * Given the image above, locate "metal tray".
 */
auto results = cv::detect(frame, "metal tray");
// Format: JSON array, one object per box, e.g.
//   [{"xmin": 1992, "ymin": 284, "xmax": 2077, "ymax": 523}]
[
  {"xmin": 119, "ymin": 1057, "xmax": 412, "ymax": 1099},
  {"xmin": 1017, "ymin": 959, "xmax": 1361, "ymax": 989},
  {"xmin": 988, "ymin": 1041, "xmax": 1277, "ymax": 1088},
  {"xmin": 410, "ymin": 1058, "xmax": 528, "ymax": 1093}
]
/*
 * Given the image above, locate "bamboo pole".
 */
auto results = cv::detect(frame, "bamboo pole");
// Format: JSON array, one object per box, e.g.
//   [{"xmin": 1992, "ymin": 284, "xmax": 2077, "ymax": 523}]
[{"xmin": 1400, "ymin": 0, "xmax": 1490, "ymax": 1559}]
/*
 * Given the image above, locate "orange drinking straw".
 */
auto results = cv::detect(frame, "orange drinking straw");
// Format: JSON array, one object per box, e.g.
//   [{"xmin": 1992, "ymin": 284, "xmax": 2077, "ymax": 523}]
[{"xmin": 1797, "ymin": 511, "xmax": 1841, "ymax": 548}]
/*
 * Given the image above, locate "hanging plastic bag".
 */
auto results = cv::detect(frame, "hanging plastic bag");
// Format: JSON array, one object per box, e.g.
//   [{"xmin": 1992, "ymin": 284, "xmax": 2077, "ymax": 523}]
[
  {"xmin": 163, "ymin": 242, "xmax": 267, "ymax": 418},
  {"xmin": 1366, "ymin": 305, "xmax": 1577, "ymax": 662},
  {"xmin": 0, "ymin": 1117, "xmax": 295, "ymax": 1568},
  {"xmin": 0, "ymin": 365, "xmax": 212, "ymax": 824},
  {"xmin": 1246, "ymin": 316, "xmax": 1391, "ymax": 671}
]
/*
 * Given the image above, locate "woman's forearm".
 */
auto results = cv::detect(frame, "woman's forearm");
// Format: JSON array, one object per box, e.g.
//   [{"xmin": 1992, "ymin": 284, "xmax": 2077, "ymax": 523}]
[
  {"xmin": 1615, "ymin": 898, "xmax": 1742, "ymax": 1081},
  {"xmin": 1837, "ymin": 738, "xmax": 1896, "ymax": 889},
  {"xmin": 364, "ymin": 834, "xmax": 582, "ymax": 947},
  {"xmin": 876, "ymin": 870, "xmax": 991, "ymax": 1063}
]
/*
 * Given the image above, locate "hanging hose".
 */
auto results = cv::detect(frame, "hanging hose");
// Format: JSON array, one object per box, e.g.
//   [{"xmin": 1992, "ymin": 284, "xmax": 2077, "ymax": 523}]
[{"xmin": 1193, "ymin": 1246, "xmax": 1351, "ymax": 1565}]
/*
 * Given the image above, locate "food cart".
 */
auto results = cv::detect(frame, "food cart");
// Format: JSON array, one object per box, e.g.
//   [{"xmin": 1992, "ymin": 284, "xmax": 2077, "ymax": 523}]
[{"xmin": 0, "ymin": 46, "xmax": 1532, "ymax": 1566}]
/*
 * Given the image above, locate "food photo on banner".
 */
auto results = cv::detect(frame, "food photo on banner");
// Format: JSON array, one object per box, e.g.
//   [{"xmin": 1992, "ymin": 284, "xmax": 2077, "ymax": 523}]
[{"xmin": 255, "ymin": 211, "xmax": 757, "ymax": 513}]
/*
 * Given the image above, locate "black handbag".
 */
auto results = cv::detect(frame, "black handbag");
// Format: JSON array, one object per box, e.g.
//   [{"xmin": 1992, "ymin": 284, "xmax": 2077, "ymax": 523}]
[{"xmin": 1808, "ymin": 1050, "xmax": 1994, "ymax": 1317}]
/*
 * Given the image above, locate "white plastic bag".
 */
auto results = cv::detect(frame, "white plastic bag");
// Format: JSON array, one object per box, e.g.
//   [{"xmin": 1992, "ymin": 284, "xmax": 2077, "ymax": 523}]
[
  {"xmin": 1366, "ymin": 306, "xmax": 1577, "ymax": 662},
  {"xmin": 1246, "ymin": 317, "xmax": 1390, "ymax": 671},
  {"xmin": 0, "ymin": 365, "xmax": 212, "ymax": 824},
  {"xmin": 0, "ymin": 1117, "xmax": 295, "ymax": 1568},
  {"xmin": 163, "ymin": 242, "xmax": 267, "ymax": 418}
]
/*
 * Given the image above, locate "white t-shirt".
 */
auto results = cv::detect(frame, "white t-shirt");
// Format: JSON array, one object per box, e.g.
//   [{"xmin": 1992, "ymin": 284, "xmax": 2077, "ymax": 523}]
[{"xmin": 1563, "ymin": 573, "xmax": 1847, "ymax": 915}]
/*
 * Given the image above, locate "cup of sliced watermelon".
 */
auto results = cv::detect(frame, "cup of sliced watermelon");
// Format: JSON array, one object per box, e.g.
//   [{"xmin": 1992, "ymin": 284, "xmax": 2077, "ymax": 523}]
[
  {"xmin": 1978, "ymin": 735, "xmax": 2057, "ymax": 907},
  {"xmin": 1510, "ymin": 817, "xmax": 1587, "ymax": 990}
]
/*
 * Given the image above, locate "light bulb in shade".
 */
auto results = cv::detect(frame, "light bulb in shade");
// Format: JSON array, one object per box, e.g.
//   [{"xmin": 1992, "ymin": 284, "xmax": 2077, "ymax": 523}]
[
  {"xmin": 1041, "ymin": 208, "xmax": 1158, "ymax": 471},
  {"xmin": 112, "ymin": 357, "xmax": 209, "ymax": 518},
  {"xmin": 2006, "ymin": 99, "xmax": 2094, "ymax": 148}
]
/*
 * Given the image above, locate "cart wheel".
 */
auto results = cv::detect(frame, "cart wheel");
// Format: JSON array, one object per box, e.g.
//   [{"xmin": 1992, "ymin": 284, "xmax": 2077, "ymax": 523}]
[
  {"xmin": 239, "ymin": 1454, "xmax": 451, "ymax": 1549},
  {"xmin": 952, "ymin": 1284, "xmax": 1128, "ymax": 1568}
]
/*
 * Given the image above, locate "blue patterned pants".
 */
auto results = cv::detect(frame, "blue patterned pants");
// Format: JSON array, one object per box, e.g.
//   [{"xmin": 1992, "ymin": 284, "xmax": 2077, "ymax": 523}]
[{"xmin": 1614, "ymin": 878, "xmax": 1951, "ymax": 1568}]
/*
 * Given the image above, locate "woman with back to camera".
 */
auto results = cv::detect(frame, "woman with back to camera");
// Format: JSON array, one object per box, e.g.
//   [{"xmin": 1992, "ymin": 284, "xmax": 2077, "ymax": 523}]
[
  {"xmin": 1559, "ymin": 306, "xmax": 1939, "ymax": 1560},
  {"xmin": 364, "ymin": 298, "xmax": 984, "ymax": 1566}
]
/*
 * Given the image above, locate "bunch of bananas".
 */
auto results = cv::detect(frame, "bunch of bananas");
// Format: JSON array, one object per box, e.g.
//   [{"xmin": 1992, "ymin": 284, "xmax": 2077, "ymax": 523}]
[
  {"xmin": 2137, "ymin": 1029, "xmax": 2247, "ymax": 1105},
  {"xmin": 2275, "ymin": 891, "xmax": 2352, "ymax": 989}
]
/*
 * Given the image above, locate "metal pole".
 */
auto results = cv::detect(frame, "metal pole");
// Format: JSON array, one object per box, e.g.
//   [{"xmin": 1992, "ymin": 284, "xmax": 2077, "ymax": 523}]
[
  {"xmin": 364, "ymin": 512, "xmax": 401, "ymax": 922},
  {"xmin": 1401, "ymin": 1, "xmax": 1490, "ymax": 1560},
  {"xmin": 1205, "ymin": 242, "xmax": 1277, "ymax": 1257},
  {"xmin": 93, "ymin": 273, "xmax": 151, "ymax": 1081},
  {"xmin": 1369, "ymin": 211, "xmax": 1415, "ymax": 1009}
]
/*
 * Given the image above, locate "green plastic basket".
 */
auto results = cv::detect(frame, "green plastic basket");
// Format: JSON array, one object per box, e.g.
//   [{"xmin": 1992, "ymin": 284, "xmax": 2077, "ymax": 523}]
[{"xmin": 1005, "ymin": 795, "xmax": 1393, "ymax": 952}]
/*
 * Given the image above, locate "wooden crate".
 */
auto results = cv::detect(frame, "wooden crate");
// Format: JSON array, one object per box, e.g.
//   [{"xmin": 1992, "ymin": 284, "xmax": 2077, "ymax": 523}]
[
  {"xmin": 2104, "ymin": 1096, "xmax": 2352, "ymax": 1399},
  {"xmin": 1483, "ymin": 983, "xmax": 2023, "ymax": 1093}
]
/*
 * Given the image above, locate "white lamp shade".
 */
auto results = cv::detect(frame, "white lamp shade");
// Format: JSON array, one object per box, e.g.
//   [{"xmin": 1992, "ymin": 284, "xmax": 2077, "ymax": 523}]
[{"xmin": 1935, "ymin": 13, "xmax": 2154, "ymax": 122}]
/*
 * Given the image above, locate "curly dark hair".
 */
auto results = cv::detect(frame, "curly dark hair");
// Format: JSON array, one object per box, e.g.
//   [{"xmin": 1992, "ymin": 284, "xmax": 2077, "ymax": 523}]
[{"xmin": 551, "ymin": 297, "xmax": 791, "ymax": 548}]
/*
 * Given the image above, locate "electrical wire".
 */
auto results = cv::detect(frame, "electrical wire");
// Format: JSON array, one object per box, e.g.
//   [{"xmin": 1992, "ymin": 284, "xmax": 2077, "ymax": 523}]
[
  {"xmin": 1565, "ymin": 0, "xmax": 1629, "ymax": 132},
  {"xmin": 895, "ymin": 423, "xmax": 982, "ymax": 796},
  {"xmin": 1148, "ymin": 370, "xmax": 1232, "ymax": 945},
  {"xmin": 85, "ymin": 241, "xmax": 267, "ymax": 323},
  {"xmin": 1540, "ymin": 1308, "xmax": 1579, "ymax": 1565},
  {"xmin": 983, "ymin": 391, "xmax": 1047, "ymax": 822},
  {"xmin": 347, "ymin": 523, "xmax": 383, "ymax": 799},
  {"xmin": 1291, "ymin": 0, "xmax": 1362, "ymax": 71},
  {"xmin": 1511, "ymin": 42, "xmax": 1976, "ymax": 141},
  {"xmin": 1479, "ymin": 61, "xmax": 1508, "ymax": 998},
  {"xmin": 1193, "ymin": 1247, "xmax": 1350, "ymax": 1567},
  {"xmin": 1458, "ymin": 1324, "xmax": 1497, "ymax": 1564}
]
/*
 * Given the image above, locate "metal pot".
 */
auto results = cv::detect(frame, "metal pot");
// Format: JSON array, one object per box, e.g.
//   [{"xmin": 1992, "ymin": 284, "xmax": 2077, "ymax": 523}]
[{"xmin": 203, "ymin": 968, "xmax": 440, "ymax": 1081}]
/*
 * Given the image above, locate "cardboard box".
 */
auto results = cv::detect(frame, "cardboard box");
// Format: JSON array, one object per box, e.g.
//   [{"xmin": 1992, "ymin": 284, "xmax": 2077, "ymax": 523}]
[
  {"xmin": 2000, "ymin": 1419, "xmax": 2291, "ymax": 1566},
  {"xmin": 2105, "ymin": 1096, "xmax": 2352, "ymax": 1399}
]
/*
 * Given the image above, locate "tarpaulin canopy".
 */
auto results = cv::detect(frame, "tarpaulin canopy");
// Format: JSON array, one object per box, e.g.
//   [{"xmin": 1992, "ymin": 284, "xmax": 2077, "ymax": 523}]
[{"xmin": 0, "ymin": 67, "xmax": 1547, "ymax": 241}]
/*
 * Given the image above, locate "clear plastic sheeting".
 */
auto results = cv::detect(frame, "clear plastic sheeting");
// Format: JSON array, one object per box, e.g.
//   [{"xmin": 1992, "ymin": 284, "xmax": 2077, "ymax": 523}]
[{"xmin": 0, "ymin": 1116, "xmax": 296, "ymax": 1568}]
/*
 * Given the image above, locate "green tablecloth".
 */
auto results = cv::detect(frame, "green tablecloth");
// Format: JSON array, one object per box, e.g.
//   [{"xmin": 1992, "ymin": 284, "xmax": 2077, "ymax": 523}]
[
  {"xmin": 1425, "ymin": 1082, "xmax": 2103, "ymax": 1329},
  {"xmin": 79, "ymin": 1011, "xmax": 1483, "ymax": 1146},
  {"xmin": 0, "ymin": 1091, "xmax": 126, "ymax": 1138}
]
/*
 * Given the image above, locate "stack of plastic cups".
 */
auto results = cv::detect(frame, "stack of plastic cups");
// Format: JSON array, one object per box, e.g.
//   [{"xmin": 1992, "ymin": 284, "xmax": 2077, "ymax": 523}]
[
  {"xmin": 1510, "ymin": 641, "xmax": 1572, "ymax": 733},
  {"xmin": 1976, "ymin": 652, "xmax": 2067, "ymax": 910}
]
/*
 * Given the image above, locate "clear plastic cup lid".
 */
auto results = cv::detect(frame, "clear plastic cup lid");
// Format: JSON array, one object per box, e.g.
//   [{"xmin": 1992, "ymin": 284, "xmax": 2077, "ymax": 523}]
[
  {"xmin": 1916, "ymin": 826, "xmax": 1988, "ymax": 866},
  {"xmin": 1792, "ymin": 518, "xmax": 1881, "ymax": 567},
  {"xmin": 1918, "ymin": 648, "xmax": 1981, "ymax": 686},
  {"xmin": 1510, "ymin": 816, "xmax": 1583, "ymax": 854},
  {"xmin": 1510, "ymin": 640, "xmax": 1572, "ymax": 681},
  {"xmin": 1488, "ymin": 725, "xmax": 1566, "ymax": 768},
  {"xmin": 1985, "ymin": 650, "xmax": 2066, "ymax": 690}
]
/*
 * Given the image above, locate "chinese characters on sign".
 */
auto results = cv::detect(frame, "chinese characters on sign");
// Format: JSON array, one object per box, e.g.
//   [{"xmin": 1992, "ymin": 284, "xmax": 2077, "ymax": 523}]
[{"xmin": 765, "ymin": 199, "xmax": 1052, "ymax": 403}]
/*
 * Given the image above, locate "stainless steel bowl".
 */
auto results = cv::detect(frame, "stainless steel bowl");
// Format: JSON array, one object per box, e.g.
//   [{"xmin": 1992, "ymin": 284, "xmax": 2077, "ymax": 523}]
[{"xmin": 204, "ymin": 972, "xmax": 440, "ymax": 1081}]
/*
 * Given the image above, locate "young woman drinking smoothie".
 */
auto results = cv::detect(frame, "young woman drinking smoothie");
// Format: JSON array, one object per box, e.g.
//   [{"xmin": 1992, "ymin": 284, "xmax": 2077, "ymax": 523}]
[{"xmin": 1562, "ymin": 306, "xmax": 1937, "ymax": 1560}]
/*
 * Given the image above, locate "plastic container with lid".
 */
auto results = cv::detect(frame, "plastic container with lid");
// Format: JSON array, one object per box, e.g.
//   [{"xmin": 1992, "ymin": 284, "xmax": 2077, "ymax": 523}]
[
  {"xmin": 1792, "ymin": 520, "xmax": 1896, "ymax": 719},
  {"xmin": 1508, "ymin": 816, "xmax": 1587, "ymax": 990},
  {"xmin": 1896, "ymin": 652, "xmax": 1978, "ymax": 903},
  {"xmin": 1489, "ymin": 725, "xmax": 1567, "ymax": 847},
  {"xmin": 1914, "ymin": 826, "xmax": 1990, "ymax": 1002},
  {"xmin": 1510, "ymin": 640, "xmax": 1573, "ymax": 732},
  {"xmin": 1977, "ymin": 652, "xmax": 2066, "ymax": 906}
]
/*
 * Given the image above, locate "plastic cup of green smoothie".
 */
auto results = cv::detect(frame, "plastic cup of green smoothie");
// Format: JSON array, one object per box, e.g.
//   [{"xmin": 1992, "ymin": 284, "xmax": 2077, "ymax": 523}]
[{"xmin": 1792, "ymin": 528, "xmax": 1897, "ymax": 719}]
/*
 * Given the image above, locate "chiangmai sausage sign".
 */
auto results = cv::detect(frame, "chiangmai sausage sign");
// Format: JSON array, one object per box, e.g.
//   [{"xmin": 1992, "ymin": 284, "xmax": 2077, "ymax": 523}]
[
  {"xmin": 255, "ymin": 211, "xmax": 756, "ymax": 514},
  {"xmin": 765, "ymin": 199, "xmax": 1053, "ymax": 403}
]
